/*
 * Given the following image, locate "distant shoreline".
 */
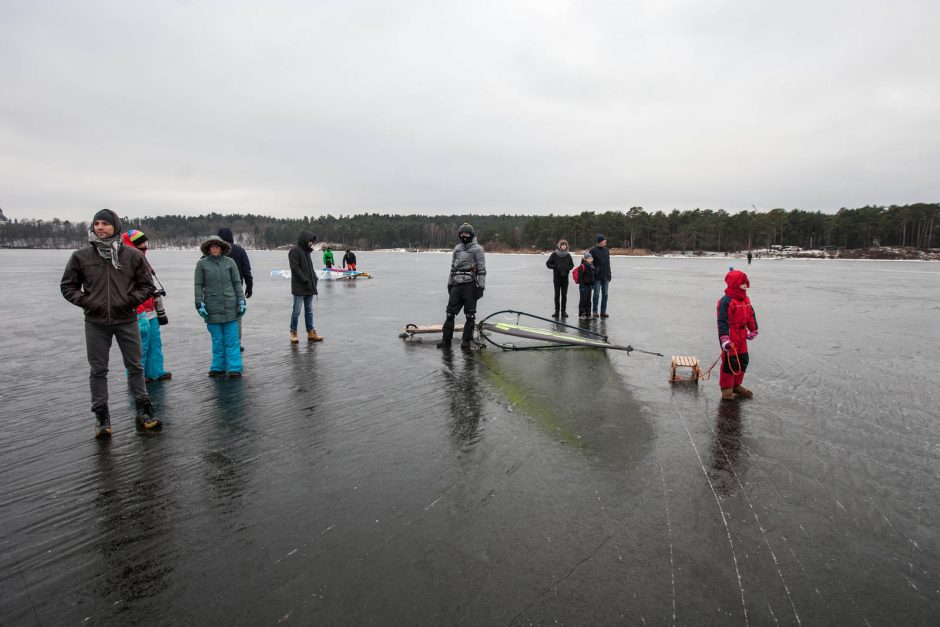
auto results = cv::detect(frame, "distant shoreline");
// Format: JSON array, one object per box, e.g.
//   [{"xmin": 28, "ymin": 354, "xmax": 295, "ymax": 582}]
[{"xmin": 3, "ymin": 246, "xmax": 938, "ymax": 261}]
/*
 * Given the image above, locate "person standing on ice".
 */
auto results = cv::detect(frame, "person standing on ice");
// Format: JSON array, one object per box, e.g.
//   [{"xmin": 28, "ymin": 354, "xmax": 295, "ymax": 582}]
[
  {"xmin": 322, "ymin": 246, "xmax": 334, "ymax": 269},
  {"xmin": 288, "ymin": 230, "xmax": 323, "ymax": 344},
  {"xmin": 342, "ymin": 248, "xmax": 357, "ymax": 271},
  {"xmin": 576, "ymin": 251, "xmax": 596, "ymax": 319},
  {"xmin": 121, "ymin": 229, "xmax": 171, "ymax": 382},
  {"xmin": 717, "ymin": 268, "xmax": 759, "ymax": 401},
  {"xmin": 60, "ymin": 208, "xmax": 161, "ymax": 438},
  {"xmin": 194, "ymin": 235, "xmax": 246, "ymax": 377},
  {"xmin": 217, "ymin": 227, "xmax": 253, "ymax": 352},
  {"xmin": 545, "ymin": 238, "xmax": 573, "ymax": 318},
  {"xmin": 589, "ymin": 234, "xmax": 611, "ymax": 318},
  {"xmin": 438, "ymin": 223, "xmax": 486, "ymax": 350}
]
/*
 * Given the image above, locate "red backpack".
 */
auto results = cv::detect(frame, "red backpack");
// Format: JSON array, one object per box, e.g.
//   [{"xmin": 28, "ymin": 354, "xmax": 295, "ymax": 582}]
[{"xmin": 571, "ymin": 265, "xmax": 581, "ymax": 283}]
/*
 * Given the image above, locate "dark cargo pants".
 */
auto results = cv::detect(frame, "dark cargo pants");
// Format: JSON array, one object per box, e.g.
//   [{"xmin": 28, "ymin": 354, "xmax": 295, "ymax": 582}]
[{"xmin": 85, "ymin": 320, "xmax": 148, "ymax": 411}]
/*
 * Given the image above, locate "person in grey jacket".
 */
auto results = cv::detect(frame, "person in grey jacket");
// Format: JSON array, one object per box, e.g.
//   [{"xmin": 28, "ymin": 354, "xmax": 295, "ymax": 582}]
[
  {"xmin": 194, "ymin": 236, "xmax": 245, "ymax": 377},
  {"xmin": 287, "ymin": 230, "xmax": 323, "ymax": 344},
  {"xmin": 60, "ymin": 208, "xmax": 161, "ymax": 438},
  {"xmin": 438, "ymin": 223, "xmax": 486, "ymax": 350}
]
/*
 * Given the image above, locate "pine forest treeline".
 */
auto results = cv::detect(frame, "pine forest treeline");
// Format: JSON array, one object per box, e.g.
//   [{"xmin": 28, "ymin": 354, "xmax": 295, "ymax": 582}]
[{"xmin": 1, "ymin": 204, "xmax": 936, "ymax": 252}]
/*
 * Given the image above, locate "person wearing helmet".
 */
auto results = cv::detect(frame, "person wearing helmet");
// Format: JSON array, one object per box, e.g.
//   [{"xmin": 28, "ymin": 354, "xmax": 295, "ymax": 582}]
[{"xmin": 438, "ymin": 223, "xmax": 486, "ymax": 350}]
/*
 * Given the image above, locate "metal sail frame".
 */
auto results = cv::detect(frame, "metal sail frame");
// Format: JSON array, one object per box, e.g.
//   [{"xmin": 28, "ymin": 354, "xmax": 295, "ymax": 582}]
[{"xmin": 477, "ymin": 310, "xmax": 637, "ymax": 352}]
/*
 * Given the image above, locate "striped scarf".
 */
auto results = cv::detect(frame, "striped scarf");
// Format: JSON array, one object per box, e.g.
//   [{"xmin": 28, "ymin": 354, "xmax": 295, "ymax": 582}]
[{"xmin": 88, "ymin": 231, "xmax": 123, "ymax": 269}]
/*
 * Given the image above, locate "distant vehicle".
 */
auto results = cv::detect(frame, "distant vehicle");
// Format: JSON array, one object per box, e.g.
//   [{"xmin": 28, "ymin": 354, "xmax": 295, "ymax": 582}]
[
  {"xmin": 782, "ymin": 246, "xmax": 802, "ymax": 253},
  {"xmin": 768, "ymin": 244, "xmax": 783, "ymax": 251}
]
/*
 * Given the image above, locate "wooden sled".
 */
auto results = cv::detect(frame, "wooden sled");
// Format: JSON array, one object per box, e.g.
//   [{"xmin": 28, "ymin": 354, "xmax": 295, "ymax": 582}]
[{"xmin": 669, "ymin": 355, "xmax": 701, "ymax": 383}]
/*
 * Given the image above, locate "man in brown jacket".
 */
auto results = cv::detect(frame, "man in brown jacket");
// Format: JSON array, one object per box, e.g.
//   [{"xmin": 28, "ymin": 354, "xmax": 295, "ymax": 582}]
[{"xmin": 61, "ymin": 209, "xmax": 162, "ymax": 438}]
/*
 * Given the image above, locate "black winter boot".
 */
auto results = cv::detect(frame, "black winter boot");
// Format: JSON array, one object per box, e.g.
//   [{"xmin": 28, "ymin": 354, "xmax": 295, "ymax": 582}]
[
  {"xmin": 135, "ymin": 398, "xmax": 162, "ymax": 431},
  {"xmin": 438, "ymin": 314, "xmax": 455, "ymax": 349},
  {"xmin": 94, "ymin": 405, "xmax": 112, "ymax": 439}
]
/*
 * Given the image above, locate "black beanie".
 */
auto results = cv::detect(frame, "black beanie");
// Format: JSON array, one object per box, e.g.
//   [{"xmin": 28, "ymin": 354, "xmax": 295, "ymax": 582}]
[{"xmin": 92, "ymin": 209, "xmax": 121, "ymax": 232}]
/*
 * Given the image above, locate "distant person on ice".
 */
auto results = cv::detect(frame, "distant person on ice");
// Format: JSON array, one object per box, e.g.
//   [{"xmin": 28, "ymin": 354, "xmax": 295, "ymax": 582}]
[
  {"xmin": 288, "ymin": 230, "xmax": 323, "ymax": 344},
  {"xmin": 60, "ymin": 208, "xmax": 161, "ymax": 438},
  {"xmin": 121, "ymin": 229, "xmax": 171, "ymax": 382},
  {"xmin": 545, "ymin": 238, "xmax": 573, "ymax": 319},
  {"xmin": 194, "ymin": 236, "xmax": 246, "ymax": 377},
  {"xmin": 717, "ymin": 268, "xmax": 759, "ymax": 401},
  {"xmin": 589, "ymin": 234, "xmax": 611, "ymax": 318},
  {"xmin": 576, "ymin": 251, "xmax": 596, "ymax": 319},
  {"xmin": 322, "ymin": 246, "xmax": 334, "ymax": 269},
  {"xmin": 217, "ymin": 227, "xmax": 254, "ymax": 351},
  {"xmin": 342, "ymin": 248, "xmax": 357, "ymax": 271},
  {"xmin": 438, "ymin": 223, "xmax": 486, "ymax": 350}
]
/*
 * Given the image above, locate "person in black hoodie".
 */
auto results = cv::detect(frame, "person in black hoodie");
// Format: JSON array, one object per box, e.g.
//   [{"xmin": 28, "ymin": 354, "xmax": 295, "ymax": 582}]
[
  {"xmin": 217, "ymin": 227, "xmax": 254, "ymax": 350},
  {"xmin": 287, "ymin": 230, "xmax": 323, "ymax": 344},
  {"xmin": 545, "ymin": 238, "xmax": 574, "ymax": 318}
]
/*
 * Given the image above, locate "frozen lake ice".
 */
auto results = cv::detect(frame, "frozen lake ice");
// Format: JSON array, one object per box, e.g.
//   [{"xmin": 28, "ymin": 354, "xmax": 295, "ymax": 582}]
[{"xmin": 1, "ymin": 248, "xmax": 938, "ymax": 624}]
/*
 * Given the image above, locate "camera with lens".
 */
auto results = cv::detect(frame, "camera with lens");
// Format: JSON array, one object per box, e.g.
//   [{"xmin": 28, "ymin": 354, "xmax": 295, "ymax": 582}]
[
  {"xmin": 155, "ymin": 288, "xmax": 167, "ymax": 297},
  {"xmin": 154, "ymin": 295, "xmax": 169, "ymax": 325}
]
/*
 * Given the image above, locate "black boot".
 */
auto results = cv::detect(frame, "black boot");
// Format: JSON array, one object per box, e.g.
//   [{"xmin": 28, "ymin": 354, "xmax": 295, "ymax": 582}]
[
  {"xmin": 460, "ymin": 315, "xmax": 476, "ymax": 350},
  {"xmin": 438, "ymin": 314, "xmax": 455, "ymax": 349},
  {"xmin": 94, "ymin": 405, "xmax": 112, "ymax": 439},
  {"xmin": 135, "ymin": 398, "xmax": 162, "ymax": 431}
]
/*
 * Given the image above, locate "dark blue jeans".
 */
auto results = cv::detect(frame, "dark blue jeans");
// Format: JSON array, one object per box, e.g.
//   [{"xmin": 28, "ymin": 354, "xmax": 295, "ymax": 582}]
[
  {"xmin": 291, "ymin": 295, "xmax": 314, "ymax": 331},
  {"xmin": 592, "ymin": 280, "xmax": 609, "ymax": 313}
]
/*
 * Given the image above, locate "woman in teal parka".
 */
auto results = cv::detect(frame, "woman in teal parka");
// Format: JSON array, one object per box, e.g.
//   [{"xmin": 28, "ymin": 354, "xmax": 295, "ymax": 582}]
[{"xmin": 195, "ymin": 235, "xmax": 246, "ymax": 377}]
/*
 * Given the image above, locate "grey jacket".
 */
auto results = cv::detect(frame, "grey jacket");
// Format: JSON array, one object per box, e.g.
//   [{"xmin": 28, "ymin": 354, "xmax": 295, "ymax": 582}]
[
  {"xmin": 194, "ymin": 254, "xmax": 244, "ymax": 323},
  {"xmin": 61, "ymin": 244, "xmax": 154, "ymax": 325},
  {"xmin": 447, "ymin": 237, "xmax": 486, "ymax": 289}
]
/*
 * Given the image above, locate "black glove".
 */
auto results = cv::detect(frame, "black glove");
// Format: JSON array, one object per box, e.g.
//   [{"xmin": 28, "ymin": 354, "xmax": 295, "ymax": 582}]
[
  {"xmin": 475, "ymin": 287, "xmax": 484, "ymax": 299},
  {"xmin": 244, "ymin": 285, "xmax": 253, "ymax": 299}
]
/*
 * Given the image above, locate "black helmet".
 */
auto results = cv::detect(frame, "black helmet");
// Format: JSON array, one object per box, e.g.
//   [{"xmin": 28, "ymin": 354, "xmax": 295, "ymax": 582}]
[{"xmin": 458, "ymin": 223, "xmax": 475, "ymax": 237}]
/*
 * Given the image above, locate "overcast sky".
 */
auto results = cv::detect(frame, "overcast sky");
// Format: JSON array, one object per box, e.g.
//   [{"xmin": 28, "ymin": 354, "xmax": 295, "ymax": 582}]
[{"xmin": 1, "ymin": 0, "xmax": 938, "ymax": 222}]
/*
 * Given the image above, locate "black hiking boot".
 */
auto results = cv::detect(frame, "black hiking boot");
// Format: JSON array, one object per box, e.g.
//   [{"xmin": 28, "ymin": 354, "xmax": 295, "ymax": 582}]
[
  {"xmin": 461, "ymin": 341, "xmax": 472, "ymax": 351},
  {"xmin": 436, "ymin": 341, "xmax": 452, "ymax": 349},
  {"xmin": 94, "ymin": 406, "xmax": 112, "ymax": 439},
  {"xmin": 135, "ymin": 398, "xmax": 162, "ymax": 432}
]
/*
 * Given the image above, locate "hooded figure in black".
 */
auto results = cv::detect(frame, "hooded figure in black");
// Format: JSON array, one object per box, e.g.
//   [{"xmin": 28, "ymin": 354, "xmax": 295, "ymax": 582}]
[
  {"xmin": 287, "ymin": 230, "xmax": 323, "ymax": 344},
  {"xmin": 217, "ymin": 227, "xmax": 254, "ymax": 298},
  {"xmin": 438, "ymin": 223, "xmax": 486, "ymax": 350},
  {"xmin": 218, "ymin": 227, "xmax": 254, "ymax": 350}
]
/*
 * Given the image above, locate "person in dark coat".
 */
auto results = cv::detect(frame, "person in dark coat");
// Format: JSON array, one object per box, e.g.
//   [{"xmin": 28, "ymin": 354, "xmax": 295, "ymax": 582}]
[
  {"xmin": 217, "ymin": 227, "xmax": 254, "ymax": 351},
  {"xmin": 576, "ymin": 251, "xmax": 596, "ymax": 319},
  {"xmin": 217, "ymin": 227, "xmax": 254, "ymax": 296},
  {"xmin": 438, "ymin": 223, "xmax": 486, "ymax": 350},
  {"xmin": 287, "ymin": 230, "xmax": 323, "ymax": 344},
  {"xmin": 60, "ymin": 208, "xmax": 161, "ymax": 438},
  {"xmin": 342, "ymin": 249, "xmax": 357, "ymax": 271},
  {"xmin": 589, "ymin": 234, "xmax": 612, "ymax": 318},
  {"xmin": 545, "ymin": 238, "xmax": 574, "ymax": 318}
]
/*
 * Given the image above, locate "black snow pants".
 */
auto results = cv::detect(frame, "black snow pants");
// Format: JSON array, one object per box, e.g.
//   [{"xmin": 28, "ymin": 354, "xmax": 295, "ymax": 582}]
[{"xmin": 441, "ymin": 282, "xmax": 479, "ymax": 345}]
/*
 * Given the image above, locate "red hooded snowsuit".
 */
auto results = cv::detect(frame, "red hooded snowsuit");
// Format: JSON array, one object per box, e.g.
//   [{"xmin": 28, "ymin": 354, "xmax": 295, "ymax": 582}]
[{"xmin": 716, "ymin": 270, "xmax": 758, "ymax": 389}]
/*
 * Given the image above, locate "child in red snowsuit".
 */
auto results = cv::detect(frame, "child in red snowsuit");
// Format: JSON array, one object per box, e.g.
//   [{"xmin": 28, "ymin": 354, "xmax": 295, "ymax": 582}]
[{"xmin": 716, "ymin": 269, "xmax": 758, "ymax": 401}]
